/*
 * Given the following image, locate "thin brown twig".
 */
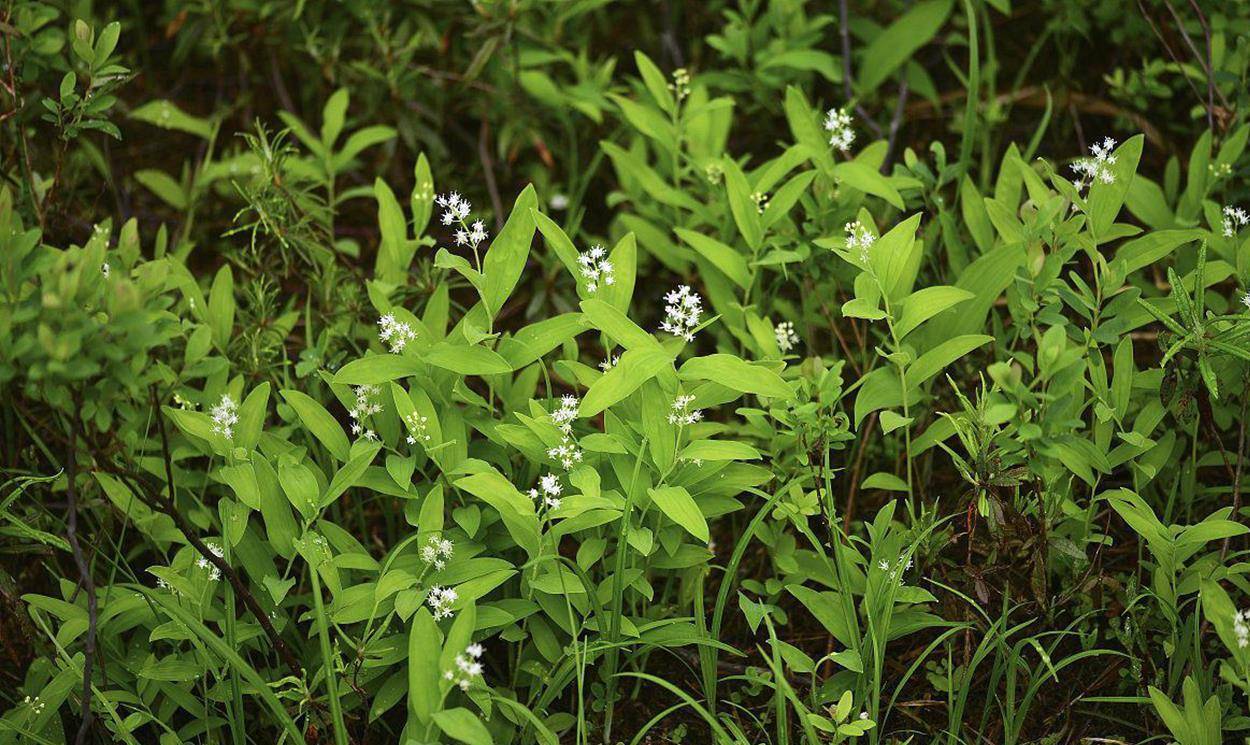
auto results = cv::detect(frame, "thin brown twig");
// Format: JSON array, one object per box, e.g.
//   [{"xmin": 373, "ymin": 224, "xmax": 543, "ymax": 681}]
[
  {"xmin": 146, "ymin": 389, "xmax": 304, "ymax": 680},
  {"xmin": 1222, "ymin": 385, "xmax": 1248, "ymax": 559},
  {"xmin": 478, "ymin": 117, "xmax": 504, "ymax": 231}
]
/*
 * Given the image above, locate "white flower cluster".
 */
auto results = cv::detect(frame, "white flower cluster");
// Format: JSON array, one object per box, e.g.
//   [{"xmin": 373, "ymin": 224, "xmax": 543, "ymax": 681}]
[
  {"xmin": 210, "ymin": 394, "xmax": 238, "ymax": 441},
  {"xmin": 444, "ymin": 643, "xmax": 485, "ymax": 691},
  {"xmin": 21, "ymin": 696, "xmax": 45, "ymax": 714},
  {"xmin": 1235, "ymin": 608, "xmax": 1250, "ymax": 648},
  {"xmin": 876, "ymin": 556, "xmax": 913, "ymax": 579},
  {"xmin": 1071, "ymin": 137, "xmax": 1118, "ymax": 192},
  {"xmin": 196, "ymin": 542, "xmax": 225, "ymax": 582},
  {"xmin": 824, "ymin": 107, "xmax": 855, "ymax": 152},
  {"xmin": 845, "ymin": 220, "xmax": 875, "ymax": 261},
  {"xmin": 528, "ymin": 473, "xmax": 563, "ymax": 511},
  {"xmin": 670, "ymin": 68, "xmax": 691, "ymax": 101},
  {"xmin": 349, "ymin": 385, "xmax": 382, "ymax": 440},
  {"xmin": 101, "ymin": 262, "xmax": 110, "ymax": 278},
  {"xmin": 577, "ymin": 244, "xmax": 615, "ymax": 293},
  {"xmin": 660, "ymin": 284, "xmax": 703, "ymax": 342},
  {"xmin": 404, "ymin": 412, "xmax": 433, "ymax": 447},
  {"xmin": 1222, "ymin": 205, "xmax": 1249, "ymax": 238},
  {"xmin": 421, "ymin": 534, "xmax": 454, "ymax": 571},
  {"xmin": 427, "ymin": 585, "xmax": 458, "ymax": 621},
  {"xmin": 775, "ymin": 321, "xmax": 799, "ymax": 353},
  {"xmin": 378, "ymin": 313, "xmax": 417, "ymax": 353},
  {"xmin": 436, "ymin": 192, "xmax": 489, "ymax": 252},
  {"xmin": 751, "ymin": 191, "xmax": 769, "ymax": 214},
  {"xmin": 668, "ymin": 395, "xmax": 703, "ymax": 427},
  {"xmin": 599, "ymin": 354, "xmax": 620, "ymax": 372},
  {"xmin": 547, "ymin": 395, "xmax": 584, "ymax": 470},
  {"xmin": 1241, "ymin": 291, "xmax": 1250, "ymax": 310}
]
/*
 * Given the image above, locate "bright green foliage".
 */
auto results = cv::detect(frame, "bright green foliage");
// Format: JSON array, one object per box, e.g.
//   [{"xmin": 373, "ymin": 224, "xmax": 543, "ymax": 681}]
[{"xmin": 4, "ymin": 3, "xmax": 1250, "ymax": 745}]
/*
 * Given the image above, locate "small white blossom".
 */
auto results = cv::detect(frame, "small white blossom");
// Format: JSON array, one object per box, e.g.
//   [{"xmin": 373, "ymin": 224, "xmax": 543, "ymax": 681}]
[
  {"xmin": 1071, "ymin": 137, "xmax": 1118, "ymax": 192},
  {"xmin": 1235, "ymin": 608, "xmax": 1250, "ymax": 648},
  {"xmin": 549, "ymin": 194, "xmax": 569, "ymax": 211},
  {"xmin": 528, "ymin": 473, "xmax": 564, "ymax": 511},
  {"xmin": 669, "ymin": 68, "xmax": 691, "ymax": 101},
  {"xmin": 210, "ymin": 394, "xmax": 238, "ymax": 441},
  {"xmin": 1222, "ymin": 205, "xmax": 1250, "ymax": 238},
  {"xmin": 436, "ymin": 191, "xmax": 471, "ymax": 226},
  {"xmin": 1241, "ymin": 291, "xmax": 1250, "ymax": 310},
  {"xmin": 660, "ymin": 284, "xmax": 703, "ymax": 342},
  {"xmin": 21, "ymin": 696, "xmax": 45, "ymax": 714},
  {"xmin": 824, "ymin": 107, "xmax": 855, "ymax": 152},
  {"xmin": 444, "ymin": 643, "xmax": 485, "ymax": 690},
  {"xmin": 196, "ymin": 542, "xmax": 225, "ymax": 582},
  {"xmin": 378, "ymin": 313, "xmax": 417, "ymax": 353},
  {"xmin": 404, "ymin": 412, "xmax": 433, "ymax": 447},
  {"xmin": 101, "ymin": 262, "xmax": 110, "ymax": 278},
  {"xmin": 577, "ymin": 244, "xmax": 615, "ymax": 293},
  {"xmin": 845, "ymin": 221, "xmax": 875, "ymax": 262},
  {"xmin": 751, "ymin": 191, "xmax": 769, "ymax": 214},
  {"xmin": 546, "ymin": 395, "xmax": 584, "ymax": 470},
  {"xmin": 668, "ymin": 395, "xmax": 703, "ymax": 427},
  {"xmin": 774, "ymin": 321, "xmax": 799, "ymax": 353},
  {"xmin": 348, "ymin": 385, "xmax": 382, "ymax": 441},
  {"xmin": 420, "ymin": 534, "xmax": 455, "ymax": 571},
  {"xmin": 599, "ymin": 354, "xmax": 620, "ymax": 372},
  {"xmin": 427, "ymin": 585, "xmax": 458, "ymax": 621}
]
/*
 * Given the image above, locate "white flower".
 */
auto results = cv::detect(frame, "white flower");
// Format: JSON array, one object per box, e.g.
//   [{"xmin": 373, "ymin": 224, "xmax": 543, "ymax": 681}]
[
  {"xmin": 845, "ymin": 221, "xmax": 875, "ymax": 261},
  {"xmin": 404, "ymin": 411, "xmax": 433, "ymax": 447},
  {"xmin": 549, "ymin": 194, "xmax": 569, "ymax": 211},
  {"xmin": 528, "ymin": 473, "xmax": 564, "ymax": 511},
  {"xmin": 426, "ymin": 585, "xmax": 458, "ymax": 621},
  {"xmin": 1222, "ymin": 205, "xmax": 1249, "ymax": 238},
  {"xmin": 660, "ymin": 284, "xmax": 704, "ymax": 342},
  {"xmin": 824, "ymin": 107, "xmax": 855, "ymax": 152},
  {"xmin": 1241, "ymin": 291, "xmax": 1250, "ymax": 310},
  {"xmin": 436, "ymin": 191, "xmax": 471, "ymax": 226},
  {"xmin": 1235, "ymin": 609, "xmax": 1250, "ymax": 648},
  {"xmin": 437, "ymin": 191, "xmax": 490, "ymax": 256},
  {"xmin": 669, "ymin": 68, "xmax": 691, "ymax": 101},
  {"xmin": 420, "ymin": 534, "xmax": 455, "ymax": 571},
  {"xmin": 101, "ymin": 262, "xmax": 110, "ymax": 278},
  {"xmin": 348, "ymin": 385, "xmax": 382, "ymax": 440},
  {"xmin": 445, "ymin": 643, "xmax": 486, "ymax": 690},
  {"xmin": 22, "ymin": 696, "xmax": 45, "ymax": 714},
  {"xmin": 546, "ymin": 395, "xmax": 585, "ymax": 470},
  {"xmin": 550, "ymin": 395, "xmax": 580, "ymax": 435},
  {"xmin": 210, "ymin": 394, "xmax": 238, "ymax": 441},
  {"xmin": 751, "ymin": 191, "xmax": 769, "ymax": 214},
  {"xmin": 774, "ymin": 321, "xmax": 799, "ymax": 353},
  {"xmin": 378, "ymin": 313, "xmax": 418, "ymax": 354},
  {"xmin": 577, "ymin": 244, "xmax": 615, "ymax": 293},
  {"xmin": 1071, "ymin": 137, "xmax": 1118, "ymax": 192},
  {"xmin": 599, "ymin": 354, "xmax": 620, "ymax": 372},
  {"xmin": 668, "ymin": 395, "xmax": 703, "ymax": 427},
  {"xmin": 196, "ymin": 542, "xmax": 224, "ymax": 582}
]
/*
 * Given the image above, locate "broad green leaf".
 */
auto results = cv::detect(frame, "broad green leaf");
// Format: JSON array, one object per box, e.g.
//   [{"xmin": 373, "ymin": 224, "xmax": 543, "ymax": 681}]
[
  {"xmin": 483, "ymin": 185, "xmax": 539, "ymax": 320},
  {"xmin": 675, "ymin": 228, "xmax": 750, "ymax": 289},
  {"xmin": 894, "ymin": 286, "xmax": 973, "ymax": 339},
  {"xmin": 280, "ymin": 390, "xmax": 351, "ymax": 461},
  {"xmin": 678, "ymin": 354, "xmax": 792, "ymax": 399},
  {"xmin": 433, "ymin": 708, "xmax": 494, "ymax": 745},
  {"xmin": 648, "ymin": 486, "xmax": 709, "ymax": 542},
  {"xmin": 835, "ymin": 161, "xmax": 905, "ymax": 209},
  {"xmin": 858, "ymin": 0, "xmax": 954, "ymax": 94}
]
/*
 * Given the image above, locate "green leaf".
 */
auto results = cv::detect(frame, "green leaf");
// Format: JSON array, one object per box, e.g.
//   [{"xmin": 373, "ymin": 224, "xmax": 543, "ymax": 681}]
[
  {"xmin": 894, "ymin": 285, "xmax": 974, "ymax": 339},
  {"xmin": 861, "ymin": 472, "xmax": 910, "ymax": 492},
  {"xmin": 722, "ymin": 158, "xmax": 763, "ymax": 250},
  {"xmin": 280, "ymin": 390, "xmax": 351, "ymax": 462},
  {"xmin": 581, "ymin": 346, "xmax": 673, "ymax": 417},
  {"xmin": 678, "ymin": 354, "xmax": 792, "ymax": 399},
  {"xmin": 433, "ymin": 708, "xmax": 494, "ymax": 745},
  {"xmin": 634, "ymin": 51, "xmax": 675, "ymax": 114},
  {"xmin": 580, "ymin": 298, "xmax": 661, "ymax": 351},
  {"xmin": 322, "ymin": 442, "xmax": 380, "ymax": 507},
  {"xmin": 858, "ymin": 0, "xmax": 954, "ymax": 94},
  {"xmin": 334, "ymin": 355, "xmax": 423, "ymax": 385},
  {"xmin": 835, "ymin": 161, "xmax": 904, "ymax": 210},
  {"xmin": 482, "ymin": 185, "xmax": 538, "ymax": 320},
  {"xmin": 321, "ymin": 88, "xmax": 349, "ymax": 146},
  {"xmin": 207, "ymin": 265, "xmax": 234, "ymax": 352},
  {"xmin": 278, "ymin": 462, "xmax": 320, "ymax": 520},
  {"xmin": 675, "ymin": 228, "xmax": 751, "ymax": 289},
  {"xmin": 784, "ymin": 86, "xmax": 837, "ymax": 175},
  {"xmin": 1088, "ymin": 135, "xmax": 1144, "ymax": 240},
  {"xmin": 407, "ymin": 608, "xmax": 441, "ymax": 725},
  {"xmin": 679, "ymin": 440, "xmax": 761, "ymax": 461},
  {"xmin": 648, "ymin": 486, "xmax": 709, "ymax": 543},
  {"xmin": 129, "ymin": 100, "xmax": 213, "ymax": 139},
  {"xmin": 425, "ymin": 343, "xmax": 512, "ymax": 376}
]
